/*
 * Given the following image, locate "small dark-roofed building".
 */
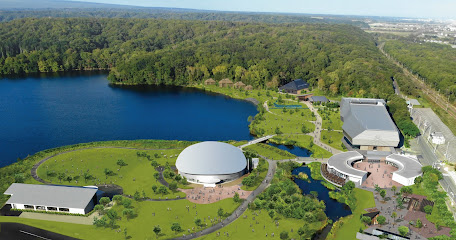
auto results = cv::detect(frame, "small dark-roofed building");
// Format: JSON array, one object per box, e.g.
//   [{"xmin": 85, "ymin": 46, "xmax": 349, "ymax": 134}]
[
  {"xmin": 362, "ymin": 211, "xmax": 380, "ymax": 225},
  {"xmin": 309, "ymin": 96, "xmax": 329, "ymax": 103},
  {"xmin": 278, "ymin": 79, "xmax": 309, "ymax": 94}
]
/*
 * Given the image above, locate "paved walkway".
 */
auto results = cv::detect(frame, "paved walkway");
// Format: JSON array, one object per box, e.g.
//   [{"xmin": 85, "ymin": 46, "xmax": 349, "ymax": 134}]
[
  {"xmin": 302, "ymin": 101, "xmax": 343, "ymax": 155},
  {"xmin": 354, "ymin": 162, "xmax": 402, "ymax": 189},
  {"xmin": 180, "ymin": 185, "xmax": 251, "ymax": 204},
  {"xmin": 362, "ymin": 188, "xmax": 427, "ymax": 239},
  {"xmin": 170, "ymin": 159, "xmax": 277, "ymax": 240}
]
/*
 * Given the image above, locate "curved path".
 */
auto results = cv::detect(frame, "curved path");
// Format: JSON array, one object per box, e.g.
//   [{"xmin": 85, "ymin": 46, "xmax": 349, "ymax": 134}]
[
  {"xmin": 31, "ymin": 146, "xmax": 183, "ymax": 184},
  {"xmin": 31, "ymin": 146, "xmax": 189, "ymax": 202},
  {"xmin": 170, "ymin": 158, "xmax": 277, "ymax": 240}
]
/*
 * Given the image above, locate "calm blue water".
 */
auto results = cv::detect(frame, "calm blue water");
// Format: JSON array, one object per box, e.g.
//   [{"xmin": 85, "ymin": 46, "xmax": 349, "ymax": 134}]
[
  {"xmin": 292, "ymin": 166, "xmax": 351, "ymax": 221},
  {"xmin": 0, "ymin": 72, "xmax": 257, "ymax": 167},
  {"xmin": 267, "ymin": 143, "xmax": 312, "ymax": 157}
]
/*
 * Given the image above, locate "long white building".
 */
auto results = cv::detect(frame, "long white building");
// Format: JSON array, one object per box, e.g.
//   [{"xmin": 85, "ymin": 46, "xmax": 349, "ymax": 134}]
[
  {"xmin": 341, "ymin": 98, "xmax": 400, "ymax": 151},
  {"xmin": 176, "ymin": 141, "xmax": 247, "ymax": 187},
  {"xmin": 4, "ymin": 183, "xmax": 98, "ymax": 214}
]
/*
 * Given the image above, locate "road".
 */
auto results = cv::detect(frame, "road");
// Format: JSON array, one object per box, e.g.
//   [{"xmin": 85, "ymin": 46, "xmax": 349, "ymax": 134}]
[{"xmin": 0, "ymin": 222, "xmax": 78, "ymax": 240}]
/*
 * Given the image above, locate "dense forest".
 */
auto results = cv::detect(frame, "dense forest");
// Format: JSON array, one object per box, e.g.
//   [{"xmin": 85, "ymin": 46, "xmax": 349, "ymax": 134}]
[
  {"xmin": 0, "ymin": 18, "xmax": 418, "ymax": 137},
  {"xmin": 1, "ymin": 18, "xmax": 390, "ymax": 96},
  {"xmin": 0, "ymin": 8, "xmax": 369, "ymax": 28},
  {"xmin": 384, "ymin": 40, "xmax": 456, "ymax": 101}
]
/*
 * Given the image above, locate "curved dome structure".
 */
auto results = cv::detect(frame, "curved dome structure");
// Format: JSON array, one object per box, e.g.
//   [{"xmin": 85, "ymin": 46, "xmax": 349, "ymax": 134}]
[{"xmin": 176, "ymin": 142, "xmax": 247, "ymax": 186}]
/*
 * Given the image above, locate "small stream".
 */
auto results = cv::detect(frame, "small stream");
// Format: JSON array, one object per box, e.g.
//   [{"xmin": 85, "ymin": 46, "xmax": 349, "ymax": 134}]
[
  {"xmin": 292, "ymin": 166, "xmax": 352, "ymax": 240},
  {"xmin": 267, "ymin": 143, "xmax": 312, "ymax": 157}
]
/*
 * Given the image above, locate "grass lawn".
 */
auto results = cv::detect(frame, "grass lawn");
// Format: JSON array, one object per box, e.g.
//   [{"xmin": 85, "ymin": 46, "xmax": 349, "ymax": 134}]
[
  {"xmin": 37, "ymin": 148, "xmax": 187, "ymax": 199},
  {"xmin": 244, "ymin": 143, "xmax": 296, "ymax": 160},
  {"xmin": 241, "ymin": 159, "xmax": 269, "ymax": 191},
  {"xmin": 319, "ymin": 107, "xmax": 343, "ymax": 131},
  {"xmin": 271, "ymin": 134, "xmax": 333, "ymax": 158},
  {"xmin": 197, "ymin": 209, "xmax": 325, "ymax": 240},
  {"xmin": 0, "ymin": 216, "xmax": 119, "ymax": 239},
  {"xmin": 252, "ymin": 108, "xmax": 315, "ymax": 136},
  {"xmin": 0, "ymin": 198, "xmax": 239, "ymax": 240},
  {"xmin": 321, "ymin": 130, "xmax": 346, "ymax": 151},
  {"xmin": 328, "ymin": 188, "xmax": 376, "ymax": 240},
  {"xmin": 197, "ymin": 85, "xmax": 281, "ymax": 106}
]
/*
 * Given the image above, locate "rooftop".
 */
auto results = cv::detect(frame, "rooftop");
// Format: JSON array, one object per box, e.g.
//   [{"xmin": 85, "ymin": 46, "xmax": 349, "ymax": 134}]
[
  {"xmin": 327, "ymin": 151, "xmax": 367, "ymax": 177},
  {"xmin": 5, "ymin": 183, "xmax": 98, "ymax": 209},
  {"xmin": 176, "ymin": 141, "xmax": 247, "ymax": 175},
  {"xmin": 279, "ymin": 79, "xmax": 309, "ymax": 91},
  {"xmin": 386, "ymin": 154, "xmax": 422, "ymax": 178}
]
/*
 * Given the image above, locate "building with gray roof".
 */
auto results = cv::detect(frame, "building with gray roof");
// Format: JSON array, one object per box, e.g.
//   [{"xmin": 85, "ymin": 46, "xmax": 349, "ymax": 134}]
[
  {"xmin": 309, "ymin": 96, "xmax": 329, "ymax": 103},
  {"xmin": 386, "ymin": 154, "xmax": 422, "ymax": 186},
  {"xmin": 341, "ymin": 98, "xmax": 400, "ymax": 150},
  {"xmin": 326, "ymin": 151, "xmax": 367, "ymax": 186},
  {"xmin": 4, "ymin": 183, "xmax": 98, "ymax": 214},
  {"xmin": 176, "ymin": 141, "xmax": 247, "ymax": 187}
]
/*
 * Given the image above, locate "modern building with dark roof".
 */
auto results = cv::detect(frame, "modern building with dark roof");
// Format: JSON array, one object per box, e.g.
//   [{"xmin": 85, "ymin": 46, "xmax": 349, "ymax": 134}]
[
  {"xmin": 341, "ymin": 98, "xmax": 400, "ymax": 151},
  {"xmin": 278, "ymin": 79, "xmax": 309, "ymax": 94},
  {"xmin": 176, "ymin": 142, "xmax": 247, "ymax": 187},
  {"xmin": 4, "ymin": 183, "xmax": 98, "ymax": 214}
]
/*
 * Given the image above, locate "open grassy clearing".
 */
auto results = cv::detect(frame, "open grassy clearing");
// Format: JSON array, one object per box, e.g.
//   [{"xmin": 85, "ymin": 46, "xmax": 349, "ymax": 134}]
[
  {"xmin": 1, "ymin": 198, "xmax": 239, "ymax": 240},
  {"xmin": 327, "ymin": 188, "xmax": 376, "ymax": 240},
  {"xmin": 197, "ymin": 208, "xmax": 325, "ymax": 240},
  {"xmin": 252, "ymin": 108, "xmax": 315, "ymax": 136},
  {"xmin": 244, "ymin": 143, "xmax": 296, "ymax": 160},
  {"xmin": 270, "ymin": 134, "xmax": 332, "ymax": 158},
  {"xmin": 197, "ymin": 85, "xmax": 281, "ymax": 106},
  {"xmin": 318, "ymin": 107, "xmax": 343, "ymax": 131},
  {"xmin": 37, "ymin": 148, "xmax": 187, "ymax": 199},
  {"xmin": 321, "ymin": 130, "xmax": 346, "ymax": 152}
]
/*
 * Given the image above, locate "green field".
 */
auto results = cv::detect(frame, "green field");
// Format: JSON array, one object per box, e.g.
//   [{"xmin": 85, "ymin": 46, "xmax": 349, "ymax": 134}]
[
  {"xmin": 252, "ymin": 108, "xmax": 316, "ymax": 136},
  {"xmin": 319, "ymin": 107, "xmax": 343, "ymax": 131},
  {"xmin": 327, "ymin": 188, "xmax": 376, "ymax": 240},
  {"xmin": 37, "ymin": 148, "xmax": 188, "ymax": 199},
  {"xmin": 241, "ymin": 159, "xmax": 269, "ymax": 191},
  {"xmin": 244, "ymin": 143, "xmax": 296, "ymax": 160},
  {"xmin": 197, "ymin": 208, "xmax": 325, "ymax": 240},
  {"xmin": 1, "ymin": 198, "xmax": 239, "ymax": 240},
  {"xmin": 321, "ymin": 130, "xmax": 346, "ymax": 151}
]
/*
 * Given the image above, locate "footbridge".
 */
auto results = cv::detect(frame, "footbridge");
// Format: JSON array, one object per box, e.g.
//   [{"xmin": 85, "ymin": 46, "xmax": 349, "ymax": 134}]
[{"xmin": 239, "ymin": 135, "xmax": 276, "ymax": 149}]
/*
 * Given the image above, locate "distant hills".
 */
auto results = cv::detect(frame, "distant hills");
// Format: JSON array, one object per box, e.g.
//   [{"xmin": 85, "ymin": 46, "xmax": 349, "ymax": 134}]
[{"xmin": 0, "ymin": 0, "xmax": 371, "ymax": 28}]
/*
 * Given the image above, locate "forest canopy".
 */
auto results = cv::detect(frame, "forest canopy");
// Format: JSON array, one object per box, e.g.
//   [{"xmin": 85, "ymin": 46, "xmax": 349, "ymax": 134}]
[
  {"xmin": 384, "ymin": 40, "xmax": 456, "ymax": 101},
  {"xmin": 1, "ymin": 18, "xmax": 394, "ymax": 98}
]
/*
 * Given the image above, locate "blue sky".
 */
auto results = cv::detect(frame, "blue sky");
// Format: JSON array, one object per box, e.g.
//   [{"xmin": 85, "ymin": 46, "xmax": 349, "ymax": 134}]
[{"xmin": 74, "ymin": 0, "xmax": 456, "ymax": 19}]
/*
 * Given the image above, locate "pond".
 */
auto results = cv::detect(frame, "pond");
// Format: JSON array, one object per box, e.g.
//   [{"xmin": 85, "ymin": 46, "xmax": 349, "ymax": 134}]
[
  {"xmin": 267, "ymin": 143, "xmax": 312, "ymax": 157},
  {"xmin": 0, "ymin": 71, "xmax": 258, "ymax": 167},
  {"xmin": 292, "ymin": 166, "xmax": 351, "ymax": 221}
]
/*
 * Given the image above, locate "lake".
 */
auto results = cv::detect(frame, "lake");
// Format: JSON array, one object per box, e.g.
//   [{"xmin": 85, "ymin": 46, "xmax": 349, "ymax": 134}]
[
  {"xmin": 292, "ymin": 166, "xmax": 351, "ymax": 221},
  {"xmin": 0, "ymin": 72, "xmax": 257, "ymax": 167}
]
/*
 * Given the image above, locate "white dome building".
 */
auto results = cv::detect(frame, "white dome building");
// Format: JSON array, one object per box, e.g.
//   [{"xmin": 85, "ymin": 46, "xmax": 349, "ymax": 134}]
[{"xmin": 176, "ymin": 142, "xmax": 247, "ymax": 187}]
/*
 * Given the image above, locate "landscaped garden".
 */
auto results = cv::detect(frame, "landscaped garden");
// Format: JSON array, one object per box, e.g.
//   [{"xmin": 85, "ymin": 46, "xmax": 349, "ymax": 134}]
[
  {"xmin": 270, "ymin": 134, "xmax": 332, "ymax": 158},
  {"xmin": 244, "ymin": 143, "xmax": 296, "ymax": 160},
  {"xmin": 318, "ymin": 106, "xmax": 343, "ymax": 131},
  {"xmin": 36, "ymin": 148, "xmax": 187, "ymax": 199},
  {"xmin": 321, "ymin": 130, "xmax": 346, "ymax": 151}
]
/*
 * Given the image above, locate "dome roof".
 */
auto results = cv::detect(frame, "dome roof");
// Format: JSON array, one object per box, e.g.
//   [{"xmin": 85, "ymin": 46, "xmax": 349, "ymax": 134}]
[{"xmin": 176, "ymin": 142, "xmax": 247, "ymax": 175}]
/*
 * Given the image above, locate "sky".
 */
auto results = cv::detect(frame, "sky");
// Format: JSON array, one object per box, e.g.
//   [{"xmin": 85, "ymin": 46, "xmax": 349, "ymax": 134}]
[{"xmin": 74, "ymin": 0, "xmax": 456, "ymax": 19}]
